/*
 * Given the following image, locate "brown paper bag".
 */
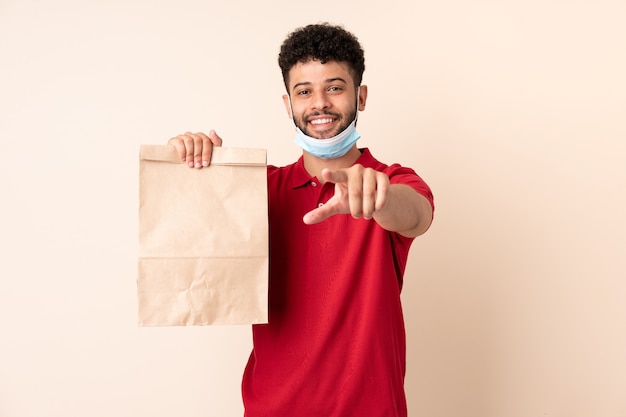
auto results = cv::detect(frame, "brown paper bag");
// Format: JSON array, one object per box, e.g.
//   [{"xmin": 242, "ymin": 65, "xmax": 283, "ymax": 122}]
[{"xmin": 138, "ymin": 145, "xmax": 268, "ymax": 326}]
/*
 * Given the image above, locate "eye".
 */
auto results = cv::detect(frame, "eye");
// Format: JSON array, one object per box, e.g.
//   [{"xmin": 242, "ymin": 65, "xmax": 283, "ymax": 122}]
[
  {"xmin": 328, "ymin": 86, "xmax": 342, "ymax": 93},
  {"xmin": 296, "ymin": 89, "xmax": 310, "ymax": 96}
]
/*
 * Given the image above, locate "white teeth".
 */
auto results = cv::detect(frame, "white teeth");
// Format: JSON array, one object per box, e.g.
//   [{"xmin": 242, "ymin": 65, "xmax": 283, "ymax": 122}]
[{"xmin": 310, "ymin": 118, "xmax": 334, "ymax": 125}]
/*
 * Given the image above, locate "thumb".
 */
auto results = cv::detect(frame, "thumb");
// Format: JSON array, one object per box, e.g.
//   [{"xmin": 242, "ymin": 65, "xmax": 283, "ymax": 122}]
[
  {"xmin": 209, "ymin": 129, "xmax": 223, "ymax": 147},
  {"xmin": 302, "ymin": 196, "xmax": 340, "ymax": 225}
]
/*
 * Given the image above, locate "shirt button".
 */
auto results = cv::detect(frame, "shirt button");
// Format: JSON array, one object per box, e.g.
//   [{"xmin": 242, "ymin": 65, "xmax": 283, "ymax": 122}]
[
  {"xmin": 311, "ymin": 181, "xmax": 317, "ymax": 187},
  {"xmin": 318, "ymin": 203, "xmax": 324, "ymax": 207}
]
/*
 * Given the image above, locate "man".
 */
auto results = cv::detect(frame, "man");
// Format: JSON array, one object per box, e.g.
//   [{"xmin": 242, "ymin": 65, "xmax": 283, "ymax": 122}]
[{"xmin": 168, "ymin": 23, "xmax": 434, "ymax": 417}]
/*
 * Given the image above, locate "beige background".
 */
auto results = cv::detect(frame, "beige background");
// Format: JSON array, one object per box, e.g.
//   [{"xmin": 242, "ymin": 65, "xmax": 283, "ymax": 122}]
[{"xmin": 1, "ymin": 0, "xmax": 624, "ymax": 416}]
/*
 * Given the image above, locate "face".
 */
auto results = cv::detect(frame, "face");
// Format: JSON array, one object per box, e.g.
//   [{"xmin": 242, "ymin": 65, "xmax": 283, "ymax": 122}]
[{"xmin": 283, "ymin": 59, "xmax": 367, "ymax": 139}]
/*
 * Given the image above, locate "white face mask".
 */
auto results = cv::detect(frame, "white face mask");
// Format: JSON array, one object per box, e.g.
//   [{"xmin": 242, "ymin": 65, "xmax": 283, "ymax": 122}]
[{"xmin": 289, "ymin": 89, "xmax": 361, "ymax": 159}]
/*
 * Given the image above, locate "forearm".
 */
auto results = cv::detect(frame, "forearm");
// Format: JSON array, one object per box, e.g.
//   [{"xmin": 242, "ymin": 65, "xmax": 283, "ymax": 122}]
[{"xmin": 373, "ymin": 184, "xmax": 433, "ymax": 238}]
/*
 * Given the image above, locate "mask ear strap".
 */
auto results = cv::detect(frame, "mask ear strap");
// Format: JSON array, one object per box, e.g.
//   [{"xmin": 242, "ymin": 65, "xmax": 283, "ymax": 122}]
[
  {"xmin": 287, "ymin": 94, "xmax": 297, "ymax": 128},
  {"xmin": 355, "ymin": 86, "xmax": 361, "ymax": 125}
]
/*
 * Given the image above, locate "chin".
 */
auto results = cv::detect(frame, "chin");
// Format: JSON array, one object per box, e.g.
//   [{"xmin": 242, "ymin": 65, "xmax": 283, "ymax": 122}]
[{"xmin": 307, "ymin": 128, "xmax": 342, "ymax": 140}]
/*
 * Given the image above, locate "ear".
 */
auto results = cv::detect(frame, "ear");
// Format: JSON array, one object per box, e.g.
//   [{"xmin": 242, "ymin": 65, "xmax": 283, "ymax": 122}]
[
  {"xmin": 282, "ymin": 94, "xmax": 293, "ymax": 119},
  {"xmin": 357, "ymin": 85, "xmax": 368, "ymax": 111}
]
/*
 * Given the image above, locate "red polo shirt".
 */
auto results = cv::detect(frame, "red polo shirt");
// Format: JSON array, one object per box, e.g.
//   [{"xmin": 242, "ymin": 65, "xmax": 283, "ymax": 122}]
[{"xmin": 242, "ymin": 149, "xmax": 434, "ymax": 417}]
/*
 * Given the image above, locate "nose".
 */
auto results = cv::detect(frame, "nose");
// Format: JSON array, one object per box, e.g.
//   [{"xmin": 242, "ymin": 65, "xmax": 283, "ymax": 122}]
[{"xmin": 310, "ymin": 91, "xmax": 331, "ymax": 112}]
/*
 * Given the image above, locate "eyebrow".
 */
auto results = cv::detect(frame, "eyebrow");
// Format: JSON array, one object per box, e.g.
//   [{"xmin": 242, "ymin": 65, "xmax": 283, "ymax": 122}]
[{"xmin": 292, "ymin": 77, "xmax": 348, "ymax": 92}]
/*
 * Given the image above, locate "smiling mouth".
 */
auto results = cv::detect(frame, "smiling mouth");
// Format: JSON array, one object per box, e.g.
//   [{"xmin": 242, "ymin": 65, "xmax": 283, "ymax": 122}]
[
  {"xmin": 309, "ymin": 117, "xmax": 335, "ymax": 125},
  {"xmin": 301, "ymin": 113, "xmax": 341, "ymax": 138}
]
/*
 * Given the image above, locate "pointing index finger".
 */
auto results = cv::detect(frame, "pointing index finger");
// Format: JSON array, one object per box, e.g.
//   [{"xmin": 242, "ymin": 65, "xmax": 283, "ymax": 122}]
[{"xmin": 321, "ymin": 168, "xmax": 348, "ymax": 184}]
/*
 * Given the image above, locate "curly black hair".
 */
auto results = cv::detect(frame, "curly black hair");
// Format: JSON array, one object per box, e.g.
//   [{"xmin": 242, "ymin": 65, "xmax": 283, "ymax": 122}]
[{"xmin": 278, "ymin": 23, "xmax": 365, "ymax": 92}]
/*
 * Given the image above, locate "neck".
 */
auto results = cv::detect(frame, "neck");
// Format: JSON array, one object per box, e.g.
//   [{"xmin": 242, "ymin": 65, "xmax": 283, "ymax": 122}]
[{"xmin": 302, "ymin": 145, "xmax": 361, "ymax": 183}]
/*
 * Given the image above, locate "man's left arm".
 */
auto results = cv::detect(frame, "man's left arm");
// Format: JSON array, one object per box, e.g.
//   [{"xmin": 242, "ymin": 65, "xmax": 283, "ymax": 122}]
[
  {"xmin": 302, "ymin": 165, "xmax": 433, "ymax": 237},
  {"xmin": 372, "ymin": 182, "xmax": 433, "ymax": 238}
]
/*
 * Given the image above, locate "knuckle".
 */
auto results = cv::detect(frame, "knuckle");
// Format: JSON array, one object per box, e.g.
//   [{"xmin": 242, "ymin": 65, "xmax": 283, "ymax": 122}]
[
  {"xmin": 351, "ymin": 208, "xmax": 363, "ymax": 218},
  {"xmin": 348, "ymin": 188, "xmax": 363, "ymax": 199}
]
